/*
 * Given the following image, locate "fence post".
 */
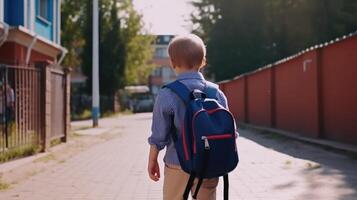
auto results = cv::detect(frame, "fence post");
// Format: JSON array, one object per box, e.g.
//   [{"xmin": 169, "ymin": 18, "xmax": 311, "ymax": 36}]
[
  {"xmin": 36, "ymin": 62, "xmax": 51, "ymax": 151},
  {"xmin": 63, "ymin": 67, "xmax": 71, "ymax": 143},
  {"xmin": 270, "ymin": 66, "xmax": 276, "ymax": 128},
  {"xmin": 316, "ymin": 48, "xmax": 324, "ymax": 138},
  {"xmin": 243, "ymin": 75, "xmax": 249, "ymax": 123}
]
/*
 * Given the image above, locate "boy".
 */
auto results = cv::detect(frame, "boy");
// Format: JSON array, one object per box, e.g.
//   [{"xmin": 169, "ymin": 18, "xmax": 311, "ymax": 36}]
[{"xmin": 147, "ymin": 34, "xmax": 229, "ymax": 200}]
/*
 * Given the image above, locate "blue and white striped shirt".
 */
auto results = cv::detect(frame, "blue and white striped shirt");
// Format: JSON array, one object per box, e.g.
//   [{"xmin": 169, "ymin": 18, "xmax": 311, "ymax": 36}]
[{"xmin": 148, "ymin": 71, "xmax": 229, "ymax": 166}]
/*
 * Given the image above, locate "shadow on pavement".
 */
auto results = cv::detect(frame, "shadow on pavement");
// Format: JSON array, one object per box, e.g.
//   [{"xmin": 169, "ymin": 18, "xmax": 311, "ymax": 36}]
[{"xmin": 239, "ymin": 126, "xmax": 357, "ymax": 200}]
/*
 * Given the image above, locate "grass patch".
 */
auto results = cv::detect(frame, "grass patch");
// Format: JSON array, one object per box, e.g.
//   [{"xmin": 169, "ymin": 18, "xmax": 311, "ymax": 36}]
[
  {"xmin": 70, "ymin": 132, "xmax": 83, "ymax": 138},
  {"xmin": 0, "ymin": 175, "xmax": 10, "ymax": 191},
  {"xmin": 118, "ymin": 109, "xmax": 133, "ymax": 115},
  {"xmin": 34, "ymin": 153, "xmax": 56, "ymax": 163},
  {"xmin": 0, "ymin": 145, "xmax": 39, "ymax": 163},
  {"xmin": 102, "ymin": 111, "xmax": 114, "ymax": 118},
  {"xmin": 0, "ymin": 124, "xmax": 36, "ymax": 149},
  {"xmin": 102, "ymin": 109, "xmax": 132, "ymax": 118},
  {"xmin": 71, "ymin": 109, "xmax": 92, "ymax": 121},
  {"xmin": 0, "ymin": 180, "xmax": 10, "ymax": 191},
  {"xmin": 50, "ymin": 138, "xmax": 62, "ymax": 147}
]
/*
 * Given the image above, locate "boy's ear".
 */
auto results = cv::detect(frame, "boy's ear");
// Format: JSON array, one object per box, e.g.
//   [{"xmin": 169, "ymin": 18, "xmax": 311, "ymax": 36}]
[
  {"xmin": 200, "ymin": 57, "xmax": 207, "ymax": 68},
  {"xmin": 170, "ymin": 58, "xmax": 177, "ymax": 69}
]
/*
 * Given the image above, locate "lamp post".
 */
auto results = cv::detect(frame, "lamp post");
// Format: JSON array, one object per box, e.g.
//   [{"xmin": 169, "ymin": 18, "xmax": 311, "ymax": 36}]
[{"xmin": 92, "ymin": 0, "xmax": 100, "ymax": 127}]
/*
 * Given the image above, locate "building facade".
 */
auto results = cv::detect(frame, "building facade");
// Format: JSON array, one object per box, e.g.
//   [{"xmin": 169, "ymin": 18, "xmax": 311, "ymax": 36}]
[
  {"xmin": 0, "ymin": 0, "xmax": 66, "ymax": 66},
  {"xmin": 0, "ymin": 0, "xmax": 70, "ymax": 159},
  {"xmin": 148, "ymin": 35, "xmax": 176, "ymax": 97}
]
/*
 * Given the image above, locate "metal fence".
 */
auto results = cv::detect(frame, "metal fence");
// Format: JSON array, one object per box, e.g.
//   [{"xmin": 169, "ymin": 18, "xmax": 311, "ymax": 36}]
[
  {"xmin": 219, "ymin": 33, "xmax": 357, "ymax": 145},
  {"xmin": 0, "ymin": 65, "xmax": 43, "ymax": 157},
  {"xmin": 0, "ymin": 63, "xmax": 70, "ymax": 162}
]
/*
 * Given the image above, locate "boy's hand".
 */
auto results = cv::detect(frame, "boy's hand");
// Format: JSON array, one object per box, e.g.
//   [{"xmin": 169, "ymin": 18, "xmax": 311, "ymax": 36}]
[{"xmin": 148, "ymin": 159, "xmax": 160, "ymax": 181}]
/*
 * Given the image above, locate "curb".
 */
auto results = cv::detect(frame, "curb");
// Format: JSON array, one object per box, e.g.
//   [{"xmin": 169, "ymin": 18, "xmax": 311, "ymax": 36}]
[
  {"xmin": 0, "ymin": 125, "xmax": 112, "ymax": 174},
  {"xmin": 238, "ymin": 122, "xmax": 357, "ymax": 155},
  {"xmin": 0, "ymin": 140, "xmax": 74, "ymax": 174}
]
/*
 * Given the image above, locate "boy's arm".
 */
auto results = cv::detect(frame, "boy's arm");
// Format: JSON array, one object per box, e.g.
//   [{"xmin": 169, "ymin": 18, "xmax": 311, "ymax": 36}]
[
  {"xmin": 217, "ymin": 89, "xmax": 229, "ymax": 110},
  {"xmin": 217, "ymin": 89, "xmax": 239, "ymax": 136},
  {"xmin": 147, "ymin": 89, "xmax": 173, "ymax": 181},
  {"xmin": 148, "ymin": 89, "xmax": 173, "ymax": 150},
  {"xmin": 148, "ymin": 145, "xmax": 160, "ymax": 181}
]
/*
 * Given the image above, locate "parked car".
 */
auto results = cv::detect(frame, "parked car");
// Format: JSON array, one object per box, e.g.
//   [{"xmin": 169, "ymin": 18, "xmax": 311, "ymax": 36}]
[
  {"xmin": 130, "ymin": 95, "xmax": 154, "ymax": 113},
  {"xmin": 125, "ymin": 86, "xmax": 154, "ymax": 113}
]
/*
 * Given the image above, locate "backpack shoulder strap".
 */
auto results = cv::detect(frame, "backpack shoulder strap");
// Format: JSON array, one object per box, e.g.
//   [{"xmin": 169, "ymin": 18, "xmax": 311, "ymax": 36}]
[
  {"xmin": 163, "ymin": 80, "xmax": 191, "ymax": 104},
  {"xmin": 223, "ymin": 174, "xmax": 229, "ymax": 200},
  {"xmin": 205, "ymin": 81, "xmax": 218, "ymax": 99}
]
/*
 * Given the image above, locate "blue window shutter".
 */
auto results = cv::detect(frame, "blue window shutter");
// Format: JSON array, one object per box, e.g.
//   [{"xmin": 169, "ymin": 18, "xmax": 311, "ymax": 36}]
[{"xmin": 4, "ymin": 0, "xmax": 24, "ymax": 26}]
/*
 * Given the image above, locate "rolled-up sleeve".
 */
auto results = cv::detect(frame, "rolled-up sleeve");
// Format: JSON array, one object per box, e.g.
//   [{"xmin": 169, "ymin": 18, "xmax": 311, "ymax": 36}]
[
  {"xmin": 216, "ymin": 90, "xmax": 229, "ymax": 109},
  {"xmin": 148, "ymin": 89, "xmax": 173, "ymax": 151},
  {"xmin": 217, "ymin": 89, "xmax": 239, "ymax": 136}
]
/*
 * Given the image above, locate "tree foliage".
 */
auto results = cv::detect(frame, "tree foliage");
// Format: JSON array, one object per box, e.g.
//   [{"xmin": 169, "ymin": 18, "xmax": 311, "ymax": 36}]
[
  {"xmin": 61, "ymin": 0, "xmax": 153, "ymax": 96},
  {"xmin": 120, "ymin": 1, "xmax": 154, "ymax": 86},
  {"xmin": 61, "ymin": 0, "xmax": 85, "ymax": 68},
  {"xmin": 191, "ymin": 0, "xmax": 357, "ymax": 81}
]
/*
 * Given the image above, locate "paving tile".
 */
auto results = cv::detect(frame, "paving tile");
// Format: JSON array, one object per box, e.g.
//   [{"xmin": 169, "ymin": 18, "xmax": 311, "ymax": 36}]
[{"xmin": 0, "ymin": 113, "xmax": 356, "ymax": 200}]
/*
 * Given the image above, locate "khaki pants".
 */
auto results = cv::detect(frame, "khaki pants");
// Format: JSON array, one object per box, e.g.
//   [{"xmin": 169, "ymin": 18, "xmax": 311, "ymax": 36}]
[{"xmin": 163, "ymin": 164, "xmax": 218, "ymax": 200}]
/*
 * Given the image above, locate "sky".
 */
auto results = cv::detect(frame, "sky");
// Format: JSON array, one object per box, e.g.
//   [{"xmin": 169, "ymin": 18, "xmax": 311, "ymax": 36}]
[{"xmin": 132, "ymin": 0, "xmax": 195, "ymax": 35}]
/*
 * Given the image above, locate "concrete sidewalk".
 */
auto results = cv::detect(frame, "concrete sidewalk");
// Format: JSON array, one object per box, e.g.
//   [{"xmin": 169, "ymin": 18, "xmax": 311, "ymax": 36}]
[{"xmin": 0, "ymin": 113, "xmax": 356, "ymax": 200}]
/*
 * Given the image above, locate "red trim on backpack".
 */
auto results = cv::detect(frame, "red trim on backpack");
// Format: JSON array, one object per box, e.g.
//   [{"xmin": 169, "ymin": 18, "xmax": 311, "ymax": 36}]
[
  {"xmin": 205, "ymin": 134, "xmax": 233, "ymax": 140},
  {"xmin": 182, "ymin": 122, "xmax": 189, "ymax": 160},
  {"xmin": 206, "ymin": 108, "xmax": 226, "ymax": 114},
  {"xmin": 192, "ymin": 109, "xmax": 205, "ymax": 154},
  {"xmin": 192, "ymin": 108, "xmax": 232, "ymax": 154}
]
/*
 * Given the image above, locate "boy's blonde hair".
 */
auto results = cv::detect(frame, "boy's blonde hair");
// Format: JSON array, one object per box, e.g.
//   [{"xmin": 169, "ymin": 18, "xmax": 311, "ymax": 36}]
[{"xmin": 168, "ymin": 34, "xmax": 206, "ymax": 69}]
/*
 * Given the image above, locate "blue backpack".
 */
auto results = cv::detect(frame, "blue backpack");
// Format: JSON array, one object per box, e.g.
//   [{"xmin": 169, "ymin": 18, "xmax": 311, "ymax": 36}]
[{"xmin": 164, "ymin": 80, "xmax": 239, "ymax": 200}]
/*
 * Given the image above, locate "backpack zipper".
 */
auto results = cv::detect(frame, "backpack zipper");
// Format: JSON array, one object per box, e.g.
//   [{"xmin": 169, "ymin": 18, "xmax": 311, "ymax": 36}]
[
  {"xmin": 201, "ymin": 134, "xmax": 233, "ymax": 150},
  {"xmin": 192, "ymin": 108, "xmax": 234, "ymax": 154},
  {"xmin": 201, "ymin": 136, "xmax": 210, "ymax": 150}
]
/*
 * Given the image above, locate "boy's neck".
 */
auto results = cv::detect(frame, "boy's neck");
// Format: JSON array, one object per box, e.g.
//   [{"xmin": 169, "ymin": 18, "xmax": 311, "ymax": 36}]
[{"xmin": 175, "ymin": 67, "xmax": 200, "ymax": 75}]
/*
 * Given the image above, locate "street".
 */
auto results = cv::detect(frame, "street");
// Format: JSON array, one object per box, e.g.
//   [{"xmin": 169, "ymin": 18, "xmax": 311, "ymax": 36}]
[{"xmin": 0, "ymin": 113, "xmax": 357, "ymax": 200}]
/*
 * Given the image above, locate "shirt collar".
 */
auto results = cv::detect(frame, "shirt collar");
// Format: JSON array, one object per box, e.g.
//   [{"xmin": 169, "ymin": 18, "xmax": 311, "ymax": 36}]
[{"xmin": 176, "ymin": 71, "xmax": 205, "ymax": 81}]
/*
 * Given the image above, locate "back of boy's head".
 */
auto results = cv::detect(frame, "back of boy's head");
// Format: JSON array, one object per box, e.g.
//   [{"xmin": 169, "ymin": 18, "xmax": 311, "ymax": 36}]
[{"xmin": 168, "ymin": 34, "xmax": 206, "ymax": 69}]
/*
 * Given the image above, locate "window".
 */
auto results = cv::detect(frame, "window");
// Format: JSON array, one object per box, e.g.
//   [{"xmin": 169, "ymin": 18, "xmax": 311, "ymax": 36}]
[
  {"xmin": 39, "ymin": 0, "xmax": 49, "ymax": 20},
  {"xmin": 154, "ymin": 47, "xmax": 168, "ymax": 58},
  {"xmin": 164, "ymin": 36, "xmax": 170, "ymax": 42},
  {"xmin": 152, "ymin": 68, "xmax": 162, "ymax": 76},
  {"xmin": 162, "ymin": 67, "xmax": 173, "ymax": 78}
]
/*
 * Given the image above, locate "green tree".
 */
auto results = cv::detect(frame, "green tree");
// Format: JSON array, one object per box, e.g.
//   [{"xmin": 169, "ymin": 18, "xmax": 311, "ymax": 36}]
[
  {"xmin": 120, "ymin": 1, "xmax": 154, "ymax": 85},
  {"xmin": 198, "ymin": 0, "xmax": 269, "ymax": 81},
  {"xmin": 98, "ymin": 0, "xmax": 125, "ymax": 96},
  {"xmin": 80, "ymin": 0, "xmax": 153, "ymax": 96},
  {"xmin": 191, "ymin": 0, "xmax": 357, "ymax": 81},
  {"xmin": 61, "ymin": 0, "xmax": 85, "ymax": 69},
  {"xmin": 190, "ymin": 0, "xmax": 221, "ymax": 41}
]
